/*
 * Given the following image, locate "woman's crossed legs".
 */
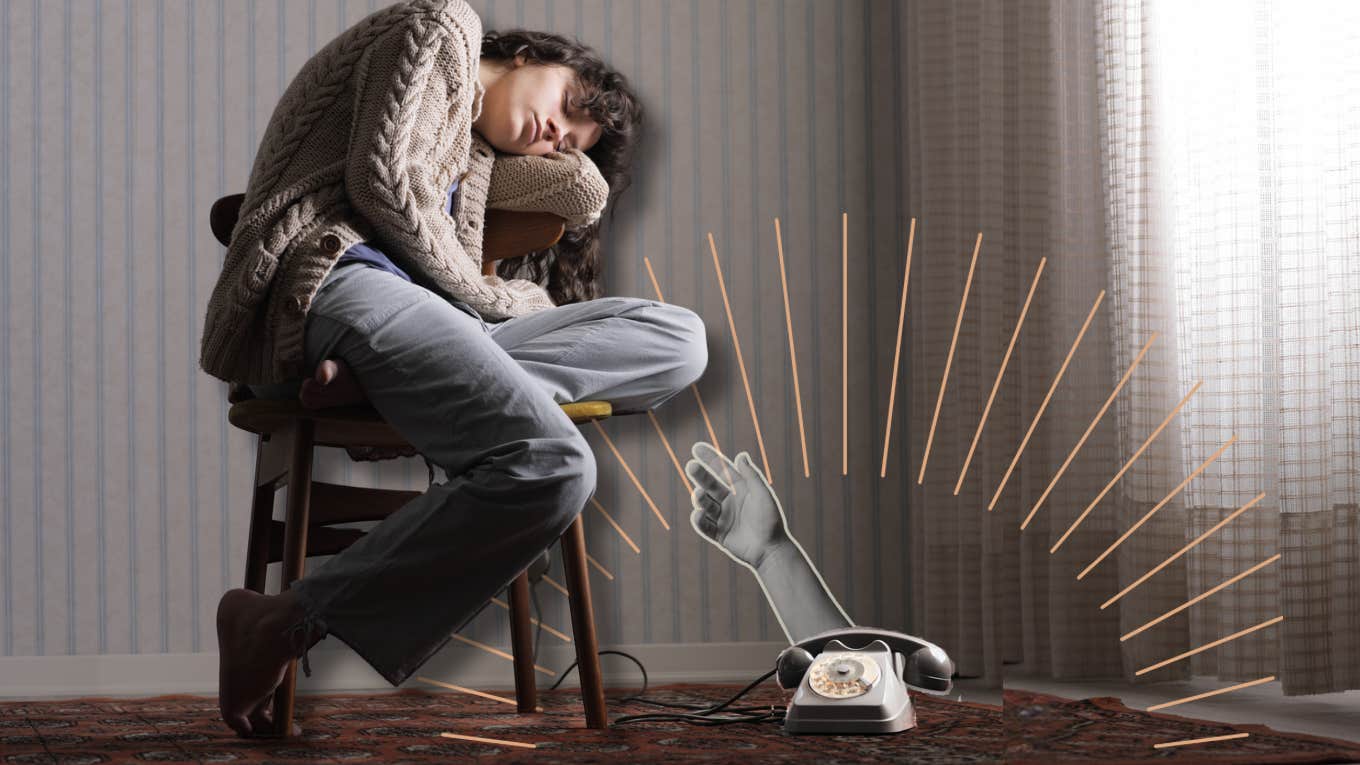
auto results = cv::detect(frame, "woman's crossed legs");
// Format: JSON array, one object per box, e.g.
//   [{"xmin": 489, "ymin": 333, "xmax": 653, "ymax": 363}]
[{"xmin": 218, "ymin": 263, "xmax": 707, "ymax": 736}]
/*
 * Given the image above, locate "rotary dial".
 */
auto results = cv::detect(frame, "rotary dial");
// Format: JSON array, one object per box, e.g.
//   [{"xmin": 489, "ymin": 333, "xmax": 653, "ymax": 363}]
[{"xmin": 807, "ymin": 651, "xmax": 880, "ymax": 699}]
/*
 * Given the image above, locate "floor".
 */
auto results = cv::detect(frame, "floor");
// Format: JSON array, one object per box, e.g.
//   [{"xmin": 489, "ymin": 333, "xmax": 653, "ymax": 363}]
[
  {"xmin": 15, "ymin": 675, "xmax": 1355, "ymax": 750},
  {"xmin": 1004, "ymin": 674, "xmax": 1360, "ymax": 746}
]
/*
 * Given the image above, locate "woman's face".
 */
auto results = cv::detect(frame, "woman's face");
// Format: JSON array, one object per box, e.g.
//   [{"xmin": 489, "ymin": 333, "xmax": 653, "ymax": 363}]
[{"xmin": 473, "ymin": 56, "xmax": 603, "ymax": 157}]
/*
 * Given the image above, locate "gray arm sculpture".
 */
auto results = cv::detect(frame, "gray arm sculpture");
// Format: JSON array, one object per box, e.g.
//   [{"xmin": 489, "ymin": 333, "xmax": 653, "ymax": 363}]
[{"xmin": 684, "ymin": 441, "xmax": 855, "ymax": 644}]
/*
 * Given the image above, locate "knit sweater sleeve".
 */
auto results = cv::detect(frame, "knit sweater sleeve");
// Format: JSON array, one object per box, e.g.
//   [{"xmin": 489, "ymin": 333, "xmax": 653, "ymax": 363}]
[
  {"xmin": 344, "ymin": 5, "xmax": 556, "ymax": 318},
  {"xmin": 486, "ymin": 148, "xmax": 611, "ymax": 227}
]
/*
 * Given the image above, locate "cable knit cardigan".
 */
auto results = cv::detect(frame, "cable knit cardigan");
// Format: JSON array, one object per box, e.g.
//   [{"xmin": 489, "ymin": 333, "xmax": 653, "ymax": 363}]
[{"xmin": 199, "ymin": 0, "xmax": 610, "ymax": 385}]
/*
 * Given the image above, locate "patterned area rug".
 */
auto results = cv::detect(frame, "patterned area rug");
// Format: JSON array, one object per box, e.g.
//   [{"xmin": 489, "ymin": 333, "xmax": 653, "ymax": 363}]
[
  {"xmin": 1, "ymin": 683, "xmax": 1004, "ymax": 764},
  {"xmin": 8, "ymin": 684, "xmax": 1356, "ymax": 763},
  {"xmin": 1004, "ymin": 689, "xmax": 1360, "ymax": 765}
]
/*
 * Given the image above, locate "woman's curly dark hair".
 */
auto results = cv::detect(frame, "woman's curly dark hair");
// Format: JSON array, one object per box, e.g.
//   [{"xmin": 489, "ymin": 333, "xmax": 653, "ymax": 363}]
[{"xmin": 480, "ymin": 29, "xmax": 643, "ymax": 305}]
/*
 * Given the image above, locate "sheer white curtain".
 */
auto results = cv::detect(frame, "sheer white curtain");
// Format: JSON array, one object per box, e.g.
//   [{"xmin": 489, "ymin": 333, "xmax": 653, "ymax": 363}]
[
  {"xmin": 1101, "ymin": 0, "xmax": 1360, "ymax": 695},
  {"xmin": 904, "ymin": 0, "xmax": 1360, "ymax": 696},
  {"xmin": 904, "ymin": 0, "xmax": 1122, "ymax": 688}
]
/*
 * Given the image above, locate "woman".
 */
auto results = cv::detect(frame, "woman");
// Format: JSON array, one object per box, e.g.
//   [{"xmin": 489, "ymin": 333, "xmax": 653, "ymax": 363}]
[{"xmin": 204, "ymin": 0, "xmax": 708, "ymax": 738}]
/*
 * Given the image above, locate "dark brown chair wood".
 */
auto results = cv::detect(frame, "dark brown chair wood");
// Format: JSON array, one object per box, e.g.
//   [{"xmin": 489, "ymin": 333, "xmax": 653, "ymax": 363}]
[{"xmin": 211, "ymin": 195, "xmax": 606, "ymax": 736}]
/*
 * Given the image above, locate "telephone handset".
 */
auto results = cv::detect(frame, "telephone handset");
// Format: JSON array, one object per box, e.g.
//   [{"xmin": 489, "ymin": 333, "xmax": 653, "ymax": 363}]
[{"xmin": 775, "ymin": 627, "xmax": 955, "ymax": 734}]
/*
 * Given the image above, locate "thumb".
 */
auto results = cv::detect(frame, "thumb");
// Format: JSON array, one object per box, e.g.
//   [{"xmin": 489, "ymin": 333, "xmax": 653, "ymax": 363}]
[
  {"xmin": 735, "ymin": 451, "xmax": 762, "ymax": 483},
  {"xmin": 315, "ymin": 359, "xmax": 339, "ymax": 385}
]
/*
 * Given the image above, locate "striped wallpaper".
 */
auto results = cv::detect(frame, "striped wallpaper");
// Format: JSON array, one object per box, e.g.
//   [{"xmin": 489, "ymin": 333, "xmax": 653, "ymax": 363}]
[{"xmin": 0, "ymin": 0, "xmax": 913, "ymax": 664}]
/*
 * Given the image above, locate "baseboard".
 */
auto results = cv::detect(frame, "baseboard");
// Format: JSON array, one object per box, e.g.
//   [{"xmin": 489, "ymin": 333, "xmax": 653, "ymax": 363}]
[{"xmin": 0, "ymin": 640, "xmax": 789, "ymax": 699}]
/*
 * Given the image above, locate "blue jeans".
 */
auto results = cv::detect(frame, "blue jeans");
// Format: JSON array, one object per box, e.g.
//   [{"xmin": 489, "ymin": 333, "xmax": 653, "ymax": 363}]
[{"xmin": 252, "ymin": 262, "xmax": 708, "ymax": 685}]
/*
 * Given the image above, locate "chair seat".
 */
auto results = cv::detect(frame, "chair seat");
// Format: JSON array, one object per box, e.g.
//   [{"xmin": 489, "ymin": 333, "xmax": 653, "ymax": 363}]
[{"xmin": 228, "ymin": 398, "xmax": 613, "ymax": 448}]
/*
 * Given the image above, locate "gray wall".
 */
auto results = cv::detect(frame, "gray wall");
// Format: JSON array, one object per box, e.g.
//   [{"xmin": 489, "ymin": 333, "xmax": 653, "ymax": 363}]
[{"xmin": 0, "ymin": 0, "xmax": 912, "ymax": 660}]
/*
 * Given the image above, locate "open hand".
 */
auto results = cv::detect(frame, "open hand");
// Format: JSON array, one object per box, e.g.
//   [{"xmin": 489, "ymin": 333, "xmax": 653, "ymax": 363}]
[{"xmin": 685, "ymin": 441, "xmax": 790, "ymax": 570}]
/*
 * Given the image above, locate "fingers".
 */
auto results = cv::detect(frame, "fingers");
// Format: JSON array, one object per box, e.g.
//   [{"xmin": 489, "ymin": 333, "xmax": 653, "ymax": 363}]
[
  {"xmin": 690, "ymin": 485, "xmax": 723, "ymax": 532},
  {"xmin": 733, "ymin": 451, "xmax": 768, "ymax": 486},
  {"xmin": 685, "ymin": 457, "xmax": 733, "ymax": 502},
  {"xmin": 691, "ymin": 441, "xmax": 740, "ymax": 489},
  {"xmin": 690, "ymin": 503, "xmax": 719, "ymax": 540}
]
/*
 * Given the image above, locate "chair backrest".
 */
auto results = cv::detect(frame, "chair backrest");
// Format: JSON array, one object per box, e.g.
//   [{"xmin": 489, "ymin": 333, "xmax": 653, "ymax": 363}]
[
  {"xmin": 209, "ymin": 194, "xmax": 567, "ymax": 277},
  {"xmin": 209, "ymin": 194, "xmax": 245, "ymax": 249}
]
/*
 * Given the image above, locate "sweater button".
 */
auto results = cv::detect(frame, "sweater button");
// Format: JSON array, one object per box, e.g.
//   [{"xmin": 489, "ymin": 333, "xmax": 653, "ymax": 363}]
[{"xmin": 320, "ymin": 233, "xmax": 342, "ymax": 253}]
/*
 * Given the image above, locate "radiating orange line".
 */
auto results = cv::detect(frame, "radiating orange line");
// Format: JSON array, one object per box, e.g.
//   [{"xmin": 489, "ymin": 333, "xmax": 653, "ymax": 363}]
[
  {"xmin": 988, "ymin": 290, "xmax": 1105, "ymax": 510},
  {"xmin": 842, "ymin": 213, "xmax": 848, "ymax": 476},
  {"xmin": 954, "ymin": 257, "xmax": 1046, "ymax": 494},
  {"xmin": 919, "ymin": 232, "xmax": 983, "ymax": 484},
  {"xmin": 1050, "ymin": 380, "xmax": 1201, "ymax": 551},
  {"xmin": 708, "ymin": 232, "xmax": 772, "ymax": 481},
  {"xmin": 416, "ymin": 675, "xmax": 545, "ymax": 711},
  {"xmin": 451, "ymin": 633, "xmax": 555, "ymax": 676},
  {"xmin": 1146, "ymin": 676, "xmax": 1275, "ymax": 711},
  {"xmin": 590, "ymin": 419, "xmax": 669, "ymax": 531},
  {"xmin": 488, "ymin": 597, "xmax": 572, "ymax": 642},
  {"xmin": 646, "ymin": 410, "xmax": 690, "ymax": 489},
  {"xmin": 541, "ymin": 574, "xmax": 569, "ymax": 598},
  {"xmin": 591, "ymin": 496, "xmax": 641, "ymax": 554},
  {"xmin": 1078, "ymin": 434, "xmax": 1237, "ymax": 579},
  {"xmin": 775, "ymin": 217, "xmax": 812, "ymax": 478},
  {"xmin": 1121, "ymin": 554, "xmax": 1280, "ymax": 641},
  {"xmin": 1102, "ymin": 492, "xmax": 1267, "ymax": 609},
  {"xmin": 643, "ymin": 256, "xmax": 667, "ymax": 303},
  {"xmin": 1135, "ymin": 616, "xmax": 1283, "ymax": 676},
  {"xmin": 646, "ymin": 255, "xmax": 722, "ymax": 454},
  {"xmin": 880, "ymin": 218, "xmax": 916, "ymax": 478},
  {"xmin": 439, "ymin": 732, "xmax": 539, "ymax": 750},
  {"xmin": 1154, "ymin": 733, "xmax": 1250, "ymax": 749},
  {"xmin": 691, "ymin": 387, "xmax": 723, "ymax": 455},
  {"xmin": 585, "ymin": 552, "xmax": 614, "ymax": 581},
  {"xmin": 1021, "ymin": 331, "xmax": 1156, "ymax": 529}
]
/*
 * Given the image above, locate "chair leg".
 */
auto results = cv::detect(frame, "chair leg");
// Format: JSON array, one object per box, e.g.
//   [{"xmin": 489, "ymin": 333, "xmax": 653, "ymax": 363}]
[
  {"xmin": 560, "ymin": 515, "xmax": 607, "ymax": 729},
  {"xmin": 507, "ymin": 571, "xmax": 538, "ymax": 713},
  {"xmin": 243, "ymin": 438, "xmax": 275, "ymax": 593},
  {"xmin": 272, "ymin": 419, "xmax": 315, "ymax": 739},
  {"xmin": 245, "ymin": 431, "xmax": 291, "ymax": 591}
]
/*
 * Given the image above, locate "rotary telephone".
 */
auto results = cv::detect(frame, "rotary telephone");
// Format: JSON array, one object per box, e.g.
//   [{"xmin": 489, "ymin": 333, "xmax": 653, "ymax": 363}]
[{"xmin": 774, "ymin": 627, "xmax": 955, "ymax": 734}]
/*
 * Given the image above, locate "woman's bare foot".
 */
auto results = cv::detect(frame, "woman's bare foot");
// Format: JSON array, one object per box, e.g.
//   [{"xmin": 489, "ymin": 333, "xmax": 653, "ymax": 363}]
[
  {"xmin": 299, "ymin": 358, "xmax": 368, "ymax": 409},
  {"xmin": 216, "ymin": 588, "xmax": 322, "ymax": 737}
]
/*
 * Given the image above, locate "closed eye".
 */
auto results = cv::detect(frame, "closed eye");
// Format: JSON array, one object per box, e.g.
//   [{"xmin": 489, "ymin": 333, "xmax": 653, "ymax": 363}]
[{"xmin": 558, "ymin": 91, "xmax": 577, "ymax": 151}]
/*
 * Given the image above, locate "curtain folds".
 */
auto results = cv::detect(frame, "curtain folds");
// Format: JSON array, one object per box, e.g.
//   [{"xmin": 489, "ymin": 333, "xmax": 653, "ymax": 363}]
[{"xmin": 903, "ymin": 0, "xmax": 1360, "ymax": 696}]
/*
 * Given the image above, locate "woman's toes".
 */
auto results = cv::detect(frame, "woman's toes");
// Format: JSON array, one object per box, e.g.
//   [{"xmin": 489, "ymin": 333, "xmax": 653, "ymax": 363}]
[
  {"xmin": 215, "ymin": 589, "xmax": 293, "ymax": 738},
  {"xmin": 223, "ymin": 711, "xmax": 254, "ymax": 738},
  {"xmin": 244, "ymin": 693, "xmax": 303, "ymax": 738},
  {"xmin": 246, "ymin": 692, "xmax": 275, "ymax": 734}
]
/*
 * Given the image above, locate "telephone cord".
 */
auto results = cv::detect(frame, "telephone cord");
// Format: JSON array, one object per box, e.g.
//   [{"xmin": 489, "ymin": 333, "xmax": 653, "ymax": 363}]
[{"xmin": 530, "ymin": 579, "xmax": 786, "ymax": 726}]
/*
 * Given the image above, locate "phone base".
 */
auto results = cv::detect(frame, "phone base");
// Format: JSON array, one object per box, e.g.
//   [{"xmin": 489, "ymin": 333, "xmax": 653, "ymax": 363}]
[
  {"xmin": 783, "ymin": 697, "xmax": 916, "ymax": 735},
  {"xmin": 782, "ymin": 640, "xmax": 917, "ymax": 735}
]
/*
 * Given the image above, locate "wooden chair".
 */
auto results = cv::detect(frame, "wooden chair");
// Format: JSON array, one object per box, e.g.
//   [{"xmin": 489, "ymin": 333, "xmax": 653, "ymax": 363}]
[{"xmin": 210, "ymin": 194, "xmax": 610, "ymax": 735}]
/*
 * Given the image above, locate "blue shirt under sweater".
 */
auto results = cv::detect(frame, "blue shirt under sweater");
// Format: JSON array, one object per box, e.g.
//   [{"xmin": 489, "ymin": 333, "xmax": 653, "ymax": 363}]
[{"xmin": 336, "ymin": 176, "xmax": 461, "ymax": 281}]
